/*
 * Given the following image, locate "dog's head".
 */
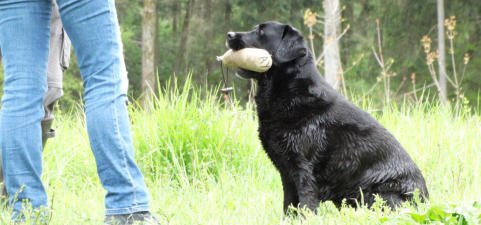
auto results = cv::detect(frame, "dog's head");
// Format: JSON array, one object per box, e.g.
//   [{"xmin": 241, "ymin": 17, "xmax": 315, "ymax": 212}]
[{"xmin": 226, "ymin": 21, "xmax": 308, "ymax": 79}]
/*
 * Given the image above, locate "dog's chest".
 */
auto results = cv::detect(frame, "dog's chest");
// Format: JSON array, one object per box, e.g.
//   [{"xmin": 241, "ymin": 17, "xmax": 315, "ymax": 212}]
[{"xmin": 259, "ymin": 118, "xmax": 327, "ymax": 162}]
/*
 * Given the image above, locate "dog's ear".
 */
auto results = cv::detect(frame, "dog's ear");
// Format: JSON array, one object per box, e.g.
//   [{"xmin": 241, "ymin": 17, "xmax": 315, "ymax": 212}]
[{"xmin": 274, "ymin": 25, "xmax": 308, "ymax": 64}]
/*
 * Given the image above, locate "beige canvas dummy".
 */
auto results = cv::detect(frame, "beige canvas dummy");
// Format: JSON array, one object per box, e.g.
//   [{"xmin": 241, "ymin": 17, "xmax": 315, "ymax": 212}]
[{"xmin": 217, "ymin": 48, "xmax": 272, "ymax": 73}]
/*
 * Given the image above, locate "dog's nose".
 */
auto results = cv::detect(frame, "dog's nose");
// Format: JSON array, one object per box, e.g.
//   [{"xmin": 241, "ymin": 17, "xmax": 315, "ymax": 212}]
[{"xmin": 227, "ymin": 32, "xmax": 236, "ymax": 40}]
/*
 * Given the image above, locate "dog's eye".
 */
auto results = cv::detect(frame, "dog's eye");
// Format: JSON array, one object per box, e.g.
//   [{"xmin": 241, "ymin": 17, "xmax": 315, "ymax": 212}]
[{"xmin": 258, "ymin": 28, "xmax": 264, "ymax": 36}]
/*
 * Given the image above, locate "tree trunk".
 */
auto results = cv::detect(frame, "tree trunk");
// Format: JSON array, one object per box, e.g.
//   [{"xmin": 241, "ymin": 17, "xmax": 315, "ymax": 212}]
[
  {"xmin": 323, "ymin": 0, "xmax": 342, "ymax": 90},
  {"xmin": 141, "ymin": 0, "xmax": 157, "ymax": 107},
  {"xmin": 202, "ymin": 0, "xmax": 211, "ymax": 19},
  {"xmin": 154, "ymin": 5, "xmax": 160, "ymax": 83},
  {"xmin": 202, "ymin": 0, "xmax": 215, "ymax": 77},
  {"xmin": 224, "ymin": 0, "xmax": 232, "ymax": 31},
  {"xmin": 173, "ymin": 0, "xmax": 195, "ymax": 77},
  {"xmin": 437, "ymin": 0, "xmax": 448, "ymax": 104},
  {"xmin": 172, "ymin": 0, "xmax": 179, "ymax": 33}
]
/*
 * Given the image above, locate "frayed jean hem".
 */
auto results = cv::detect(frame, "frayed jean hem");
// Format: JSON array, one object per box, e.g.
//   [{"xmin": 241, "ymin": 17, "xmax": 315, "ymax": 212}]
[{"xmin": 105, "ymin": 204, "xmax": 151, "ymax": 215}]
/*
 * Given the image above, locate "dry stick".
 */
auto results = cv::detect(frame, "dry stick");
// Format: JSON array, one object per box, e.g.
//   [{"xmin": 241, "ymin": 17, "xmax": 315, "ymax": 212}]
[
  {"xmin": 387, "ymin": 73, "xmax": 391, "ymax": 103},
  {"xmin": 307, "ymin": 12, "xmax": 349, "ymax": 91},
  {"xmin": 432, "ymin": 54, "xmax": 456, "ymax": 87},
  {"xmin": 343, "ymin": 54, "xmax": 365, "ymax": 74},
  {"xmin": 315, "ymin": 25, "xmax": 350, "ymax": 66},
  {"xmin": 365, "ymin": 79, "xmax": 381, "ymax": 96},
  {"xmin": 427, "ymin": 62, "xmax": 442, "ymax": 93},
  {"xmin": 344, "ymin": 54, "xmax": 365, "ymax": 96},
  {"xmin": 308, "ymin": 26, "xmax": 317, "ymax": 63},
  {"xmin": 412, "ymin": 79, "xmax": 419, "ymax": 103},
  {"xmin": 405, "ymin": 83, "xmax": 436, "ymax": 95},
  {"xmin": 393, "ymin": 78, "xmax": 407, "ymax": 97},
  {"xmin": 448, "ymin": 38, "xmax": 459, "ymax": 88},
  {"xmin": 418, "ymin": 83, "xmax": 436, "ymax": 104},
  {"xmin": 428, "ymin": 62, "xmax": 448, "ymax": 102},
  {"xmin": 442, "ymin": 68, "xmax": 457, "ymax": 87},
  {"xmin": 371, "ymin": 46, "xmax": 389, "ymax": 102},
  {"xmin": 375, "ymin": 19, "xmax": 389, "ymax": 104},
  {"xmin": 309, "ymin": 21, "xmax": 350, "ymax": 95},
  {"xmin": 371, "ymin": 47, "xmax": 383, "ymax": 68},
  {"xmin": 340, "ymin": 67, "xmax": 348, "ymax": 96},
  {"xmin": 316, "ymin": 14, "xmax": 325, "ymax": 23},
  {"xmin": 447, "ymin": 37, "xmax": 463, "ymax": 109},
  {"xmin": 459, "ymin": 63, "xmax": 468, "ymax": 85}
]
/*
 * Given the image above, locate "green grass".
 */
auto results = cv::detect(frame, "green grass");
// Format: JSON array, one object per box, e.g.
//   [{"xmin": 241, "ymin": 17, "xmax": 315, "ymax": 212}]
[{"xmin": 1, "ymin": 79, "xmax": 481, "ymax": 224}]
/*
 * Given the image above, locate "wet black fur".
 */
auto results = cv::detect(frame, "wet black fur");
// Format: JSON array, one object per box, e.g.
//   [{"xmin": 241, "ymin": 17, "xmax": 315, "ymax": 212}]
[{"xmin": 227, "ymin": 21, "xmax": 428, "ymax": 213}]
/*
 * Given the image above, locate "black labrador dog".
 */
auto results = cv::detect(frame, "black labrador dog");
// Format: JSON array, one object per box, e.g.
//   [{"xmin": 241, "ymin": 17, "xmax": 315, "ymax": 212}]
[{"xmin": 226, "ymin": 21, "xmax": 428, "ymax": 213}]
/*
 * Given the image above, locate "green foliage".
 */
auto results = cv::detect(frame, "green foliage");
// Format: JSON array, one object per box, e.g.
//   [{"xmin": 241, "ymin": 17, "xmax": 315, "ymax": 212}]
[
  {"xmin": 129, "ymin": 76, "xmax": 260, "ymax": 182},
  {"xmin": 125, "ymin": 0, "xmax": 479, "ymax": 107},
  {"xmin": 382, "ymin": 201, "xmax": 481, "ymax": 224},
  {"xmin": 59, "ymin": 50, "xmax": 83, "ymax": 110},
  {"xmin": 2, "ymin": 1, "xmax": 481, "ymax": 110},
  {"xmin": 121, "ymin": 25, "xmax": 143, "ymax": 98},
  {"xmin": 1, "ymin": 78, "xmax": 480, "ymax": 224}
]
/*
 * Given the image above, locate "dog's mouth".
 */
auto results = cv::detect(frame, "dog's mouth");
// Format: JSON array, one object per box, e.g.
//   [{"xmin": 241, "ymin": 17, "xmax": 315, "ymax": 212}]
[
  {"xmin": 225, "ymin": 34, "xmax": 264, "ymax": 79},
  {"xmin": 226, "ymin": 39, "xmax": 245, "ymax": 51}
]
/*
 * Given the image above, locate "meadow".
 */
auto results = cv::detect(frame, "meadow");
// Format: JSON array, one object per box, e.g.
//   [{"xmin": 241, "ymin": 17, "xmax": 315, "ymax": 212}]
[{"xmin": 1, "ymin": 80, "xmax": 481, "ymax": 225}]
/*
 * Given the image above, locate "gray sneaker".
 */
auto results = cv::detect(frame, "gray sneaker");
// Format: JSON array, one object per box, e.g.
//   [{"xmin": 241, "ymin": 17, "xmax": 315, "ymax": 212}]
[{"xmin": 104, "ymin": 211, "xmax": 160, "ymax": 225}]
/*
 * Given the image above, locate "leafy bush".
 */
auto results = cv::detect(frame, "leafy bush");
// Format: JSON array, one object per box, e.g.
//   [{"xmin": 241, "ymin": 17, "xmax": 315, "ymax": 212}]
[
  {"xmin": 129, "ymin": 76, "xmax": 260, "ymax": 183},
  {"xmin": 382, "ymin": 201, "xmax": 481, "ymax": 224}
]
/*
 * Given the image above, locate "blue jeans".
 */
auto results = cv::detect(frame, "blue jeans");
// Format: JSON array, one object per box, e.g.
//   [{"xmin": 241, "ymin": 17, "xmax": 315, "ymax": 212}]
[{"xmin": 0, "ymin": 0, "xmax": 150, "ymax": 216}]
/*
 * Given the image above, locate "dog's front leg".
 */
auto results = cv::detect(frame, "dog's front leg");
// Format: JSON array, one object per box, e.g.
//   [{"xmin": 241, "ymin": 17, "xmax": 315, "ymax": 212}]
[
  {"xmin": 280, "ymin": 173, "xmax": 299, "ymax": 214},
  {"xmin": 294, "ymin": 167, "xmax": 319, "ymax": 212}
]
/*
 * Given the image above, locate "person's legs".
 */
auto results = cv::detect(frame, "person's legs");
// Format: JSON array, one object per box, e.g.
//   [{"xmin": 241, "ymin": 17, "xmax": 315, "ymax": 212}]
[
  {"xmin": 0, "ymin": 0, "xmax": 68, "ymax": 202},
  {"xmin": 42, "ymin": 0, "xmax": 68, "ymax": 148},
  {"xmin": 0, "ymin": 0, "xmax": 52, "ymax": 214},
  {"xmin": 55, "ymin": 0, "xmax": 150, "ymax": 215}
]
